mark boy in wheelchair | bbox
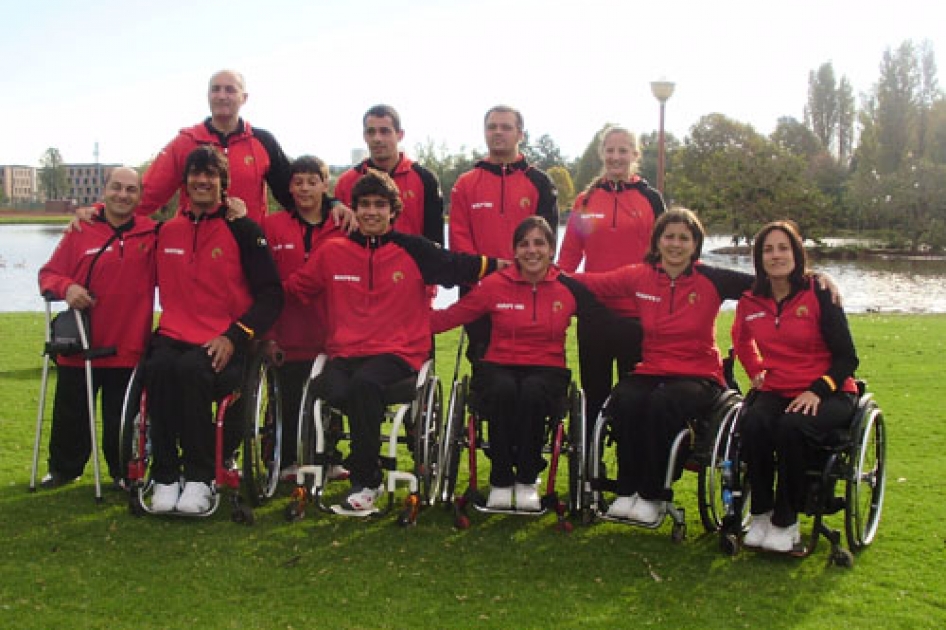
[283,169,498,513]
[146,146,283,514]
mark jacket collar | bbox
[474,155,530,176]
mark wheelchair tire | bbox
[699,397,748,533]
[242,351,282,507]
[845,399,886,552]
[566,384,586,518]
[439,375,467,505]
[118,366,150,488]
[413,374,443,506]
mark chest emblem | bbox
[688,291,699,305]
[402,190,416,200]
[519,197,532,209]
[795,305,809,318]
[244,155,255,166]
[553,300,563,312]
[392,271,404,283]
[211,247,223,260]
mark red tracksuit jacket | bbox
[732,279,859,398]
[577,262,753,386]
[449,156,557,259]
[39,210,157,368]
[262,204,344,361]
[284,230,494,371]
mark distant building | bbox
[0,165,39,204]
[65,163,120,205]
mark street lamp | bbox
[650,80,675,195]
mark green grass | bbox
[0,214,71,225]
[1,312,944,629]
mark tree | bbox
[772,117,822,160]
[837,77,856,165]
[546,165,575,213]
[639,130,681,193]
[39,147,68,200]
[414,139,482,213]
[520,132,565,171]
[806,63,839,153]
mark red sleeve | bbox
[283,248,326,305]
[557,197,585,272]
[448,176,475,255]
[333,170,356,207]
[573,264,642,300]
[138,133,190,216]
[732,298,764,379]
[431,282,492,334]
[38,232,81,299]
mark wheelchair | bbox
[438,359,586,532]
[717,380,887,567]
[118,340,283,524]
[30,295,116,502]
[582,383,745,542]
[284,354,442,526]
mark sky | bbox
[2,0,943,169]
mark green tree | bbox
[520,132,565,171]
[772,117,822,160]
[39,147,68,200]
[546,165,575,213]
[806,63,839,152]
[837,77,856,165]
[639,130,681,193]
[414,139,483,213]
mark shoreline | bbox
[712,245,946,262]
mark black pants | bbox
[145,335,245,484]
[49,365,133,480]
[577,314,642,435]
[610,374,722,500]
[476,362,571,487]
[313,355,414,489]
[741,390,856,527]
[276,360,312,466]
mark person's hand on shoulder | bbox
[225,196,247,221]
[67,206,96,233]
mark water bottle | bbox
[721,460,733,510]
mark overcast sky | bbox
[2,0,942,168]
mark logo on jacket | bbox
[519,197,532,209]
[496,303,525,310]
[795,305,809,318]
[688,291,699,305]
[553,301,563,312]
[635,291,660,303]
[745,311,766,322]
[392,271,404,283]
[471,202,493,210]
[138,242,150,253]
[403,190,416,200]
[163,248,185,256]
[211,247,223,259]
[244,155,254,166]
[333,274,361,282]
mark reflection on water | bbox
[2,224,945,314]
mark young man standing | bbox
[146,146,283,514]
[38,167,157,489]
[333,104,444,245]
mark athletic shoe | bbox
[342,485,382,511]
[515,482,541,511]
[327,464,350,481]
[486,486,513,510]
[762,522,801,553]
[606,494,638,519]
[151,482,180,513]
[40,471,79,489]
[743,511,773,547]
[176,481,213,514]
[627,497,664,525]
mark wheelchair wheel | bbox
[699,397,747,533]
[845,399,886,552]
[566,384,586,518]
[242,351,283,506]
[413,374,443,506]
[439,375,467,505]
[119,366,150,487]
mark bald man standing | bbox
[136,69,293,224]
[39,167,158,490]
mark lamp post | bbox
[650,80,675,195]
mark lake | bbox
[3,223,946,314]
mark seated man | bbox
[284,169,498,512]
[146,145,283,514]
[38,167,156,490]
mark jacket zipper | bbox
[500,164,507,216]
[531,283,538,322]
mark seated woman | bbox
[733,221,859,553]
[431,216,606,511]
[574,208,754,525]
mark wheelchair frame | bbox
[284,354,442,526]
[118,341,283,524]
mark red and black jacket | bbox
[138,118,292,224]
[262,202,344,361]
[733,279,859,398]
[449,155,558,259]
[284,230,495,371]
[432,265,607,369]
[39,209,157,368]
[155,205,283,349]
[334,153,444,245]
[576,262,753,386]
[558,176,665,317]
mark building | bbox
[65,163,120,206]
[0,165,39,205]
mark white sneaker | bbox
[486,485,513,509]
[151,482,180,513]
[743,511,773,547]
[606,494,638,519]
[342,485,382,511]
[627,497,664,524]
[176,481,213,514]
[514,482,541,512]
[762,522,801,553]
[327,464,350,481]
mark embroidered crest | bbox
[519,197,532,209]
[211,247,223,259]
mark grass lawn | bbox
[0,312,943,629]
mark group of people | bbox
[38,69,861,553]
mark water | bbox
[3,224,946,314]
